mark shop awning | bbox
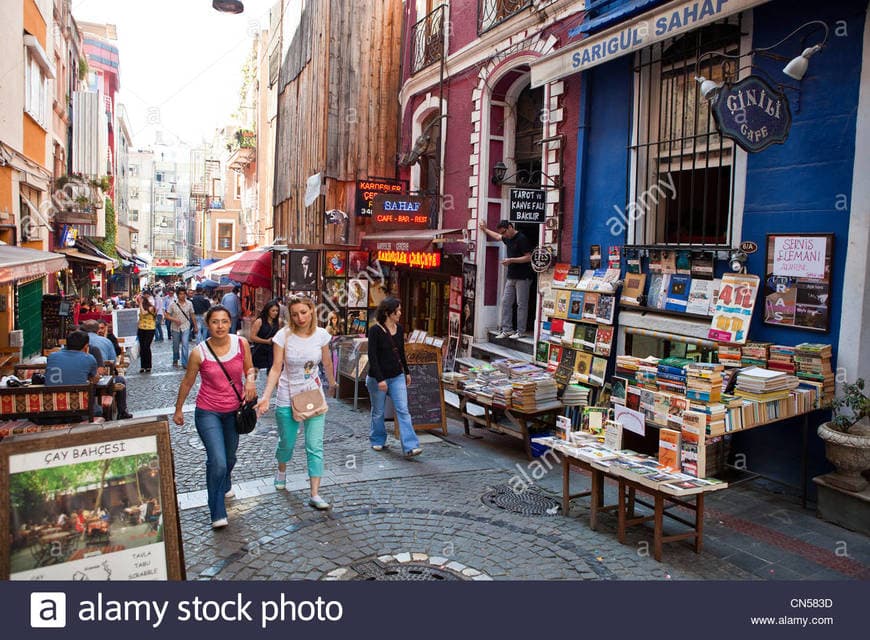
[56,247,116,269]
[229,249,271,289]
[151,266,185,276]
[529,0,772,87]
[360,228,463,252]
[0,245,68,284]
[75,239,121,269]
[203,252,246,279]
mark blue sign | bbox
[712,75,792,153]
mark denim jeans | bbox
[171,325,191,366]
[275,406,324,477]
[194,408,238,522]
[195,315,208,342]
[154,315,164,341]
[366,374,419,453]
[500,278,532,334]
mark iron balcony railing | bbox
[478,0,532,34]
[411,4,446,73]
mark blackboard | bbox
[113,308,140,340]
[403,344,447,434]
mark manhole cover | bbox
[350,560,463,581]
[481,484,561,516]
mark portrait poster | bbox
[764,234,833,332]
[462,262,476,335]
[368,280,388,308]
[323,278,347,308]
[289,251,319,290]
[347,279,369,308]
[0,419,184,580]
[449,276,463,311]
[348,251,369,278]
[443,336,459,373]
[346,309,368,335]
[448,310,461,338]
[324,251,347,277]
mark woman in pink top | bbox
[173,305,256,529]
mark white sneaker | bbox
[494,331,511,339]
[509,332,524,339]
[224,490,235,499]
[211,518,228,529]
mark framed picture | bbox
[346,309,368,334]
[448,310,461,338]
[289,251,319,290]
[368,280,388,308]
[324,251,347,277]
[764,233,833,333]
[348,251,369,278]
[0,419,184,580]
[323,278,347,307]
[347,279,369,308]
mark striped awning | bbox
[0,245,68,284]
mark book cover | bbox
[686,279,714,315]
[590,356,608,385]
[603,420,623,450]
[595,294,615,324]
[554,347,577,396]
[561,322,576,344]
[567,290,585,321]
[582,292,599,320]
[626,385,642,411]
[660,250,677,274]
[590,244,602,269]
[708,274,761,344]
[691,251,714,279]
[553,263,570,282]
[611,376,628,404]
[594,325,614,357]
[535,340,550,364]
[547,344,562,372]
[646,274,668,309]
[709,278,722,315]
[621,273,646,306]
[574,351,593,378]
[658,428,682,471]
[608,246,622,269]
[541,293,556,317]
[625,247,641,274]
[665,274,692,311]
[554,289,570,319]
[648,249,662,273]
[680,411,707,478]
[676,250,692,275]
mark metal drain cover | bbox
[350,560,463,581]
[481,484,561,516]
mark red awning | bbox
[228,250,271,289]
[360,228,463,252]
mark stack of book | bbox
[795,343,835,401]
[734,367,800,402]
[741,342,772,367]
[656,357,692,395]
[561,383,591,406]
[615,355,641,383]
[636,356,661,389]
[511,375,558,411]
[717,343,743,367]
[768,345,797,374]
[685,362,723,403]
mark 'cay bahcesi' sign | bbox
[713,75,792,153]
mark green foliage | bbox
[830,379,870,432]
[78,56,89,81]
[95,197,119,259]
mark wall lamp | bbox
[491,162,561,190]
[729,249,748,273]
[212,1,244,14]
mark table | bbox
[457,391,563,459]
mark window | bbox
[217,223,233,251]
[479,0,532,34]
[24,38,52,128]
[234,172,242,200]
[418,113,442,197]
[130,209,139,222]
[629,19,746,247]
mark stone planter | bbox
[817,422,870,492]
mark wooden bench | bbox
[0,383,96,424]
[12,364,118,419]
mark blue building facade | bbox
[533,0,869,495]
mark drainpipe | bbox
[572,70,591,266]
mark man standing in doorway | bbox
[221,285,242,334]
[478,220,533,339]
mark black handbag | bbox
[204,339,257,434]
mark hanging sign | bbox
[355,179,406,217]
[371,194,431,229]
[712,75,792,153]
[509,188,546,224]
[531,245,554,273]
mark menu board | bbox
[113,308,140,340]
[403,344,446,434]
[763,233,833,332]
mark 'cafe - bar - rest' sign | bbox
[713,75,792,153]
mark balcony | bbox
[51,176,105,225]
[478,0,532,33]
[411,4,446,73]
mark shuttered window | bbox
[17,278,44,358]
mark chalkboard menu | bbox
[113,308,140,340]
[404,344,447,434]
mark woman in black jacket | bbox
[365,297,421,457]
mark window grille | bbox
[628,18,745,248]
[478,0,532,34]
[411,4,446,73]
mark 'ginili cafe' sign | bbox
[530,0,772,87]
[712,75,792,152]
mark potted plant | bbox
[817,379,870,492]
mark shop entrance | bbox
[403,271,450,336]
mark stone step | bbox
[470,339,534,364]
[484,330,534,355]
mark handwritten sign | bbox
[772,236,826,279]
[113,308,140,340]
[614,404,646,437]
[509,189,546,224]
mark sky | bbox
[70,0,278,149]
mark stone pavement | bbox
[125,338,870,581]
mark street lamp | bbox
[212,1,244,13]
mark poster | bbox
[764,234,832,332]
[449,276,463,311]
[707,273,760,344]
[462,262,477,336]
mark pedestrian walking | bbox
[172,305,257,529]
[221,286,242,334]
[137,289,157,373]
[191,285,212,342]
[478,220,533,338]
[365,296,422,457]
[166,286,197,368]
[256,295,336,510]
[249,299,282,372]
[153,287,166,342]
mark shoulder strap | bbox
[174,301,193,325]
[204,338,243,404]
[378,323,403,366]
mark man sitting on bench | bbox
[81,320,132,419]
[45,330,101,420]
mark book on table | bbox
[658,428,682,472]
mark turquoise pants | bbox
[275,406,325,477]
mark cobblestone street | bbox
[126,339,870,581]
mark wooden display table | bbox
[458,391,562,459]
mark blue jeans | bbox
[275,406,325,477]
[194,408,238,522]
[172,325,191,366]
[230,316,239,334]
[366,374,419,453]
[196,315,208,342]
[154,314,164,341]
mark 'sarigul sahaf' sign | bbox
[712,75,792,153]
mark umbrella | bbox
[198,278,220,289]
[228,250,271,289]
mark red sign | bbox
[154,258,184,267]
[376,249,441,270]
[355,179,405,217]
[371,195,431,230]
